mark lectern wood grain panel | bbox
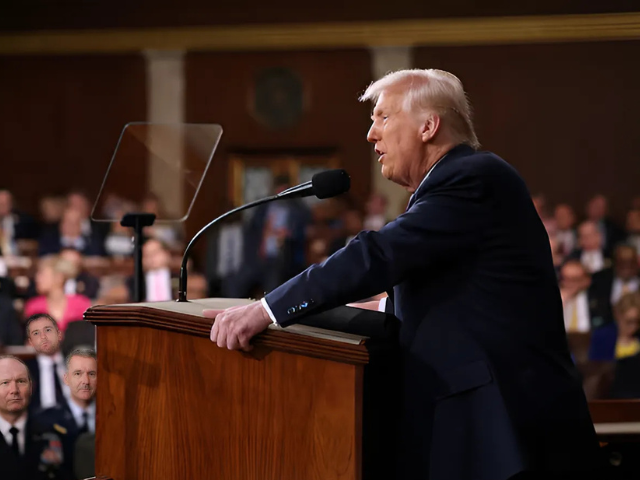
[85,301,399,480]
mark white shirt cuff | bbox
[261,297,280,326]
[378,297,387,312]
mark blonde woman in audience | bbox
[589,292,640,361]
[24,256,92,332]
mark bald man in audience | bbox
[567,221,610,274]
[24,314,70,413]
[589,245,640,328]
[560,261,595,333]
[35,348,97,480]
[0,355,65,480]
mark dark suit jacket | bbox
[3,210,40,240]
[588,268,639,329]
[0,293,25,346]
[243,199,311,276]
[25,357,70,415]
[0,416,64,480]
[33,405,85,480]
[38,229,106,257]
[265,145,601,480]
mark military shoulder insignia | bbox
[53,424,67,435]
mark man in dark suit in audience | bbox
[0,189,40,255]
[206,69,602,480]
[567,220,611,274]
[0,355,66,480]
[0,293,24,346]
[59,248,100,300]
[38,208,105,257]
[585,194,626,255]
[24,314,70,414]
[589,244,640,328]
[35,348,96,480]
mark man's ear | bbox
[420,113,441,143]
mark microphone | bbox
[177,169,350,302]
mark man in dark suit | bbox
[34,348,96,480]
[205,69,601,480]
[585,194,626,255]
[589,244,640,328]
[0,355,67,480]
[0,189,40,255]
[24,314,70,414]
[38,208,106,257]
[226,175,311,298]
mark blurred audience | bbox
[39,208,106,257]
[589,292,640,361]
[585,194,626,254]
[24,256,92,332]
[627,209,640,254]
[560,260,593,333]
[553,204,577,256]
[141,193,183,250]
[127,238,173,302]
[363,193,389,231]
[0,189,39,255]
[567,220,610,274]
[589,245,639,328]
[59,248,100,300]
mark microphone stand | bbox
[177,196,276,302]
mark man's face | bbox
[554,204,576,230]
[28,318,62,355]
[0,358,31,416]
[617,307,640,338]
[614,248,639,281]
[0,190,12,217]
[367,91,425,189]
[60,209,83,238]
[64,356,97,404]
[143,240,169,271]
[586,196,607,221]
[67,193,90,218]
[560,263,590,292]
[578,223,602,251]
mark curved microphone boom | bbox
[177,169,350,302]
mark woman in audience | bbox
[23,255,92,332]
[589,292,640,361]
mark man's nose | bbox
[367,123,379,143]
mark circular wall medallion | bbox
[252,67,305,130]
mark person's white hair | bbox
[359,69,480,149]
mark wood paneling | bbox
[415,41,640,220]
[184,49,372,257]
[0,54,146,215]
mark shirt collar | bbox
[37,352,64,368]
[68,398,95,418]
[0,412,27,436]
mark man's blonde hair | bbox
[359,69,480,149]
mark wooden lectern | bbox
[84,298,401,480]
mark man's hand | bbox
[203,302,273,351]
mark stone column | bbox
[368,46,413,219]
[143,50,185,218]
